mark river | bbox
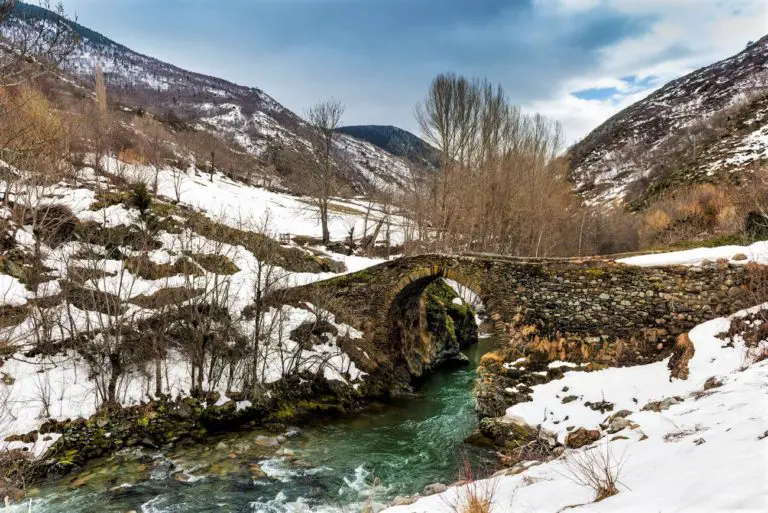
[15,336,498,513]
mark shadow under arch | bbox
[382,263,490,383]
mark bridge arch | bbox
[382,261,496,380]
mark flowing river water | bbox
[15,336,498,513]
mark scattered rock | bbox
[642,396,682,412]
[561,395,578,404]
[584,400,614,413]
[607,417,631,434]
[731,253,748,261]
[565,428,601,448]
[703,377,722,390]
[423,482,448,496]
[610,435,629,441]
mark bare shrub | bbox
[560,445,626,502]
[443,457,498,513]
[639,183,742,247]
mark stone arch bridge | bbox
[283,254,753,395]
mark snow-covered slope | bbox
[570,36,768,207]
[384,304,768,513]
[4,3,418,195]
[0,155,402,454]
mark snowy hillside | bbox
[570,36,768,207]
[3,3,418,195]
[384,303,768,513]
[0,154,405,457]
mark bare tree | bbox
[306,98,344,245]
[91,64,110,175]
[241,213,290,397]
[412,72,577,257]
[0,0,79,88]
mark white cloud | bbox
[529,0,767,144]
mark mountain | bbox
[570,36,768,208]
[337,125,441,170]
[5,2,416,195]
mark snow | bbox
[0,274,29,306]
[383,305,768,513]
[100,157,408,245]
[0,154,393,448]
[618,241,768,267]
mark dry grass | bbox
[117,147,147,165]
[559,444,626,502]
[443,457,498,513]
[640,183,742,247]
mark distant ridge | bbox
[338,125,441,170]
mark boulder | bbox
[423,483,448,496]
[479,415,543,448]
[565,428,601,448]
[703,377,722,390]
[607,417,631,434]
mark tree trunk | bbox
[107,353,122,408]
[321,204,330,244]
[154,356,162,397]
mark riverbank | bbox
[1,279,483,504]
[7,336,500,513]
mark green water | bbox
[16,337,497,513]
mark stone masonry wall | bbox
[282,254,756,392]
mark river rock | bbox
[391,495,419,506]
[479,414,541,448]
[253,435,280,447]
[423,482,448,495]
[284,427,302,438]
[249,463,266,479]
[276,447,296,459]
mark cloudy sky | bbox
[61,0,766,145]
